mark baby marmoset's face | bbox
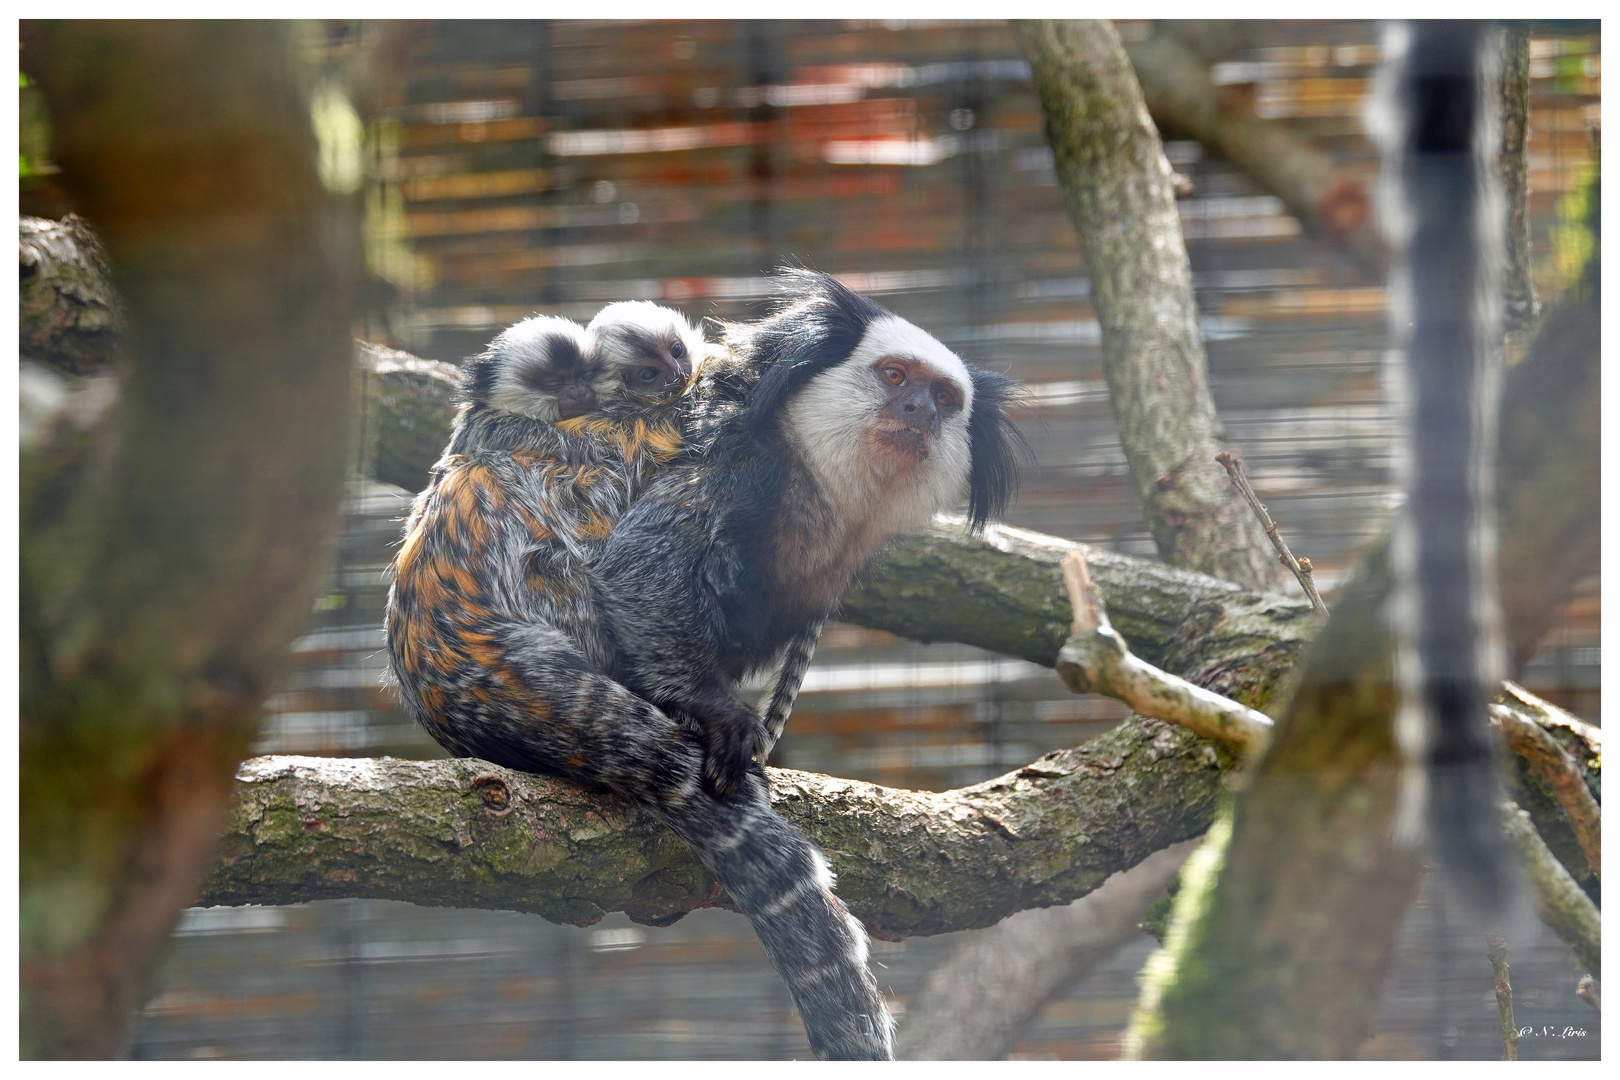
[471,302,707,426]
[588,300,705,409]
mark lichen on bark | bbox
[199,713,1230,939]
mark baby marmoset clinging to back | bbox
[385,302,705,756]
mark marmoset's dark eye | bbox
[638,366,662,383]
[670,340,686,360]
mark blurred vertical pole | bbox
[20,21,360,1057]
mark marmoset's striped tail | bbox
[655,765,894,1059]
[756,619,825,761]
[1378,20,1512,913]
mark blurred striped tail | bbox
[1382,20,1512,914]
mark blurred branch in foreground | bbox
[20,21,360,1058]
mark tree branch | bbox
[1495,290,1601,673]
[192,522,1597,945]
[197,723,1226,939]
[897,839,1199,1059]
[1499,25,1539,338]
[845,519,1318,701]
[1123,26,1384,273]
[1216,451,1328,615]
[194,521,1325,932]
[1501,803,1601,974]
[1127,536,1421,1060]
[18,214,122,376]
[1015,18,1286,594]
[1494,684,1601,898]
[1493,696,1600,882]
[355,341,461,494]
[1485,930,1519,1061]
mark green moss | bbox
[1127,808,1232,1055]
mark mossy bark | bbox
[846,520,1317,707]
[19,214,123,376]
[20,22,359,1059]
[194,526,1320,932]
[188,523,1594,946]
[199,717,1228,939]
[1129,537,1421,1059]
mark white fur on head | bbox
[484,315,597,422]
[847,314,974,412]
[588,300,699,339]
[782,314,975,541]
[587,301,707,385]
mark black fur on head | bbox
[965,367,1031,530]
[460,315,599,415]
[729,268,888,437]
[725,267,1029,532]
[459,348,505,408]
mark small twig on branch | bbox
[1056,549,1274,757]
[1575,974,1599,1014]
[1500,802,1601,974]
[1491,698,1601,881]
[1486,931,1519,1060]
[1216,451,1328,615]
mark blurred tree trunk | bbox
[1495,284,1600,674]
[19,21,360,1059]
[1127,53,1602,1064]
[1128,532,1420,1059]
[1015,18,1285,595]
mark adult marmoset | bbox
[590,269,1029,1058]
